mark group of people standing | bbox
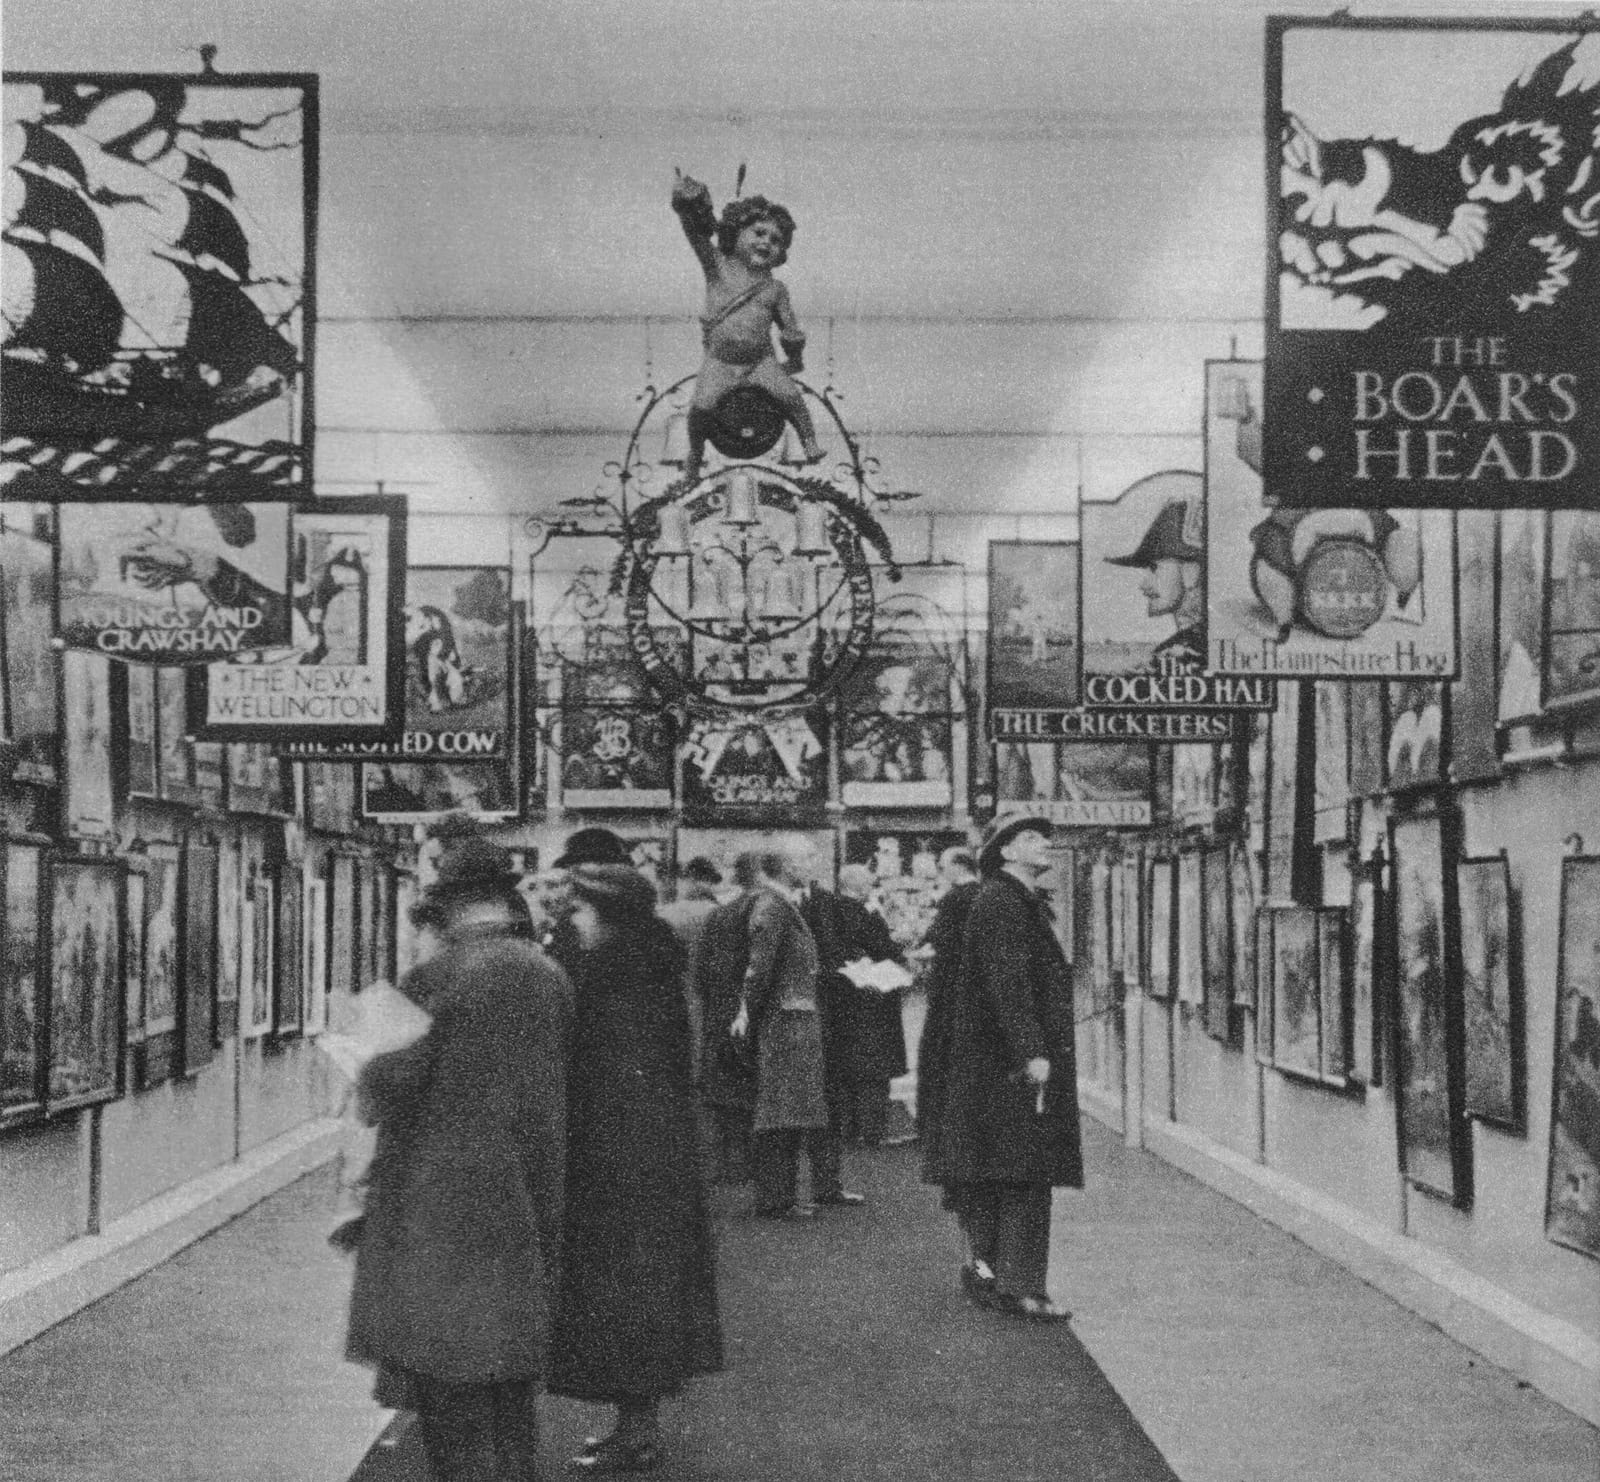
[344,831,721,1480]
[690,847,911,1220]
[341,809,1082,1481]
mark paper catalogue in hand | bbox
[317,979,433,1084]
[319,980,432,1253]
[838,957,914,994]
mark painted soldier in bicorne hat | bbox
[1104,494,1205,667]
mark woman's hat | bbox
[566,863,658,918]
[978,814,1053,875]
[681,856,723,886]
[553,827,631,869]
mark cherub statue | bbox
[671,169,824,481]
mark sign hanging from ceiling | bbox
[1265,18,1600,509]
[1,70,318,497]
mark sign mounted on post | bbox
[1079,470,1273,741]
[1206,361,1458,680]
[1266,18,1600,509]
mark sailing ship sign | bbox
[1,71,317,496]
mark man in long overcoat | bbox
[917,846,981,1192]
[345,840,573,1479]
[936,816,1080,1321]
[734,851,842,1218]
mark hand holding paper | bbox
[838,957,914,994]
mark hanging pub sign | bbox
[994,740,1153,829]
[54,499,292,661]
[680,709,828,824]
[276,564,514,761]
[986,541,1081,739]
[1,71,318,497]
[1079,470,1272,742]
[1206,361,1458,680]
[1265,19,1599,510]
[190,495,406,742]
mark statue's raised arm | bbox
[671,169,721,282]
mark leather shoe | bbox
[816,1190,866,1206]
[754,1203,818,1221]
[570,1435,664,1472]
[990,1293,1071,1323]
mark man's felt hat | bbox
[566,863,658,918]
[978,814,1054,875]
[553,827,631,869]
[1105,497,1204,569]
[424,838,520,913]
[681,856,723,886]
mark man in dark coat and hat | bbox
[936,815,1081,1322]
[345,839,573,1480]
[1104,494,1205,667]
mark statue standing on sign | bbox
[671,170,825,481]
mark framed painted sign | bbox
[0,71,318,496]
[1544,509,1600,715]
[1548,855,1600,1260]
[0,511,60,785]
[1497,508,1546,726]
[1203,846,1234,1041]
[1175,851,1203,1009]
[1206,360,1458,679]
[1,840,45,1123]
[137,841,181,1088]
[1390,811,1468,1205]
[1457,854,1522,1132]
[1146,856,1175,1003]
[1311,682,1349,843]
[680,711,828,825]
[45,854,124,1113]
[986,541,1081,739]
[1229,843,1259,1011]
[214,837,242,1042]
[61,652,116,841]
[193,496,407,744]
[180,838,219,1076]
[1386,681,1448,794]
[302,874,329,1036]
[1268,905,1322,1080]
[1452,512,1501,782]
[273,869,305,1037]
[53,500,293,661]
[123,867,147,1053]
[558,708,673,810]
[124,665,160,799]
[994,741,1153,829]
[1265,19,1599,511]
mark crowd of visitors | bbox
[340,811,1080,1478]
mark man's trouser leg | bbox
[961,1182,1052,1298]
[412,1374,540,1482]
[753,1128,802,1212]
[805,1123,844,1201]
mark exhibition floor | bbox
[1,1124,1595,1482]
